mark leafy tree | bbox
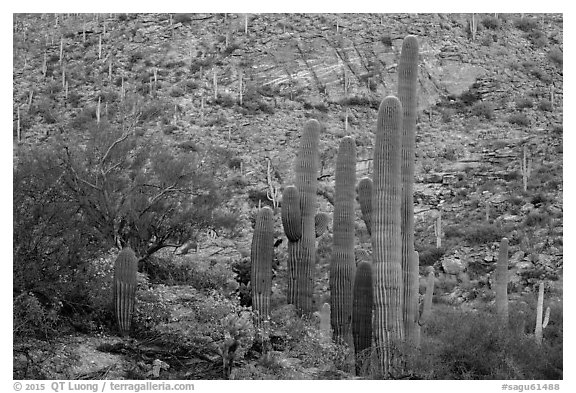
[13,118,239,332]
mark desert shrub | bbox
[215,92,236,108]
[138,99,173,122]
[515,97,533,109]
[507,113,530,126]
[14,293,60,339]
[173,13,193,24]
[514,16,539,32]
[458,88,482,107]
[444,222,504,245]
[247,188,274,208]
[471,101,494,119]
[143,254,235,294]
[169,86,185,97]
[480,35,494,47]
[526,29,548,47]
[523,211,551,227]
[538,99,553,112]
[129,51,145,64]
[338,95,378,108]
[415,306,562,379]
[548,47,563,67]
[440,108,454,123]
[481,16,501,29]
[417,247,446,266]
[227,156,243,170]
[530,68,552,83]
[162,124,178,135]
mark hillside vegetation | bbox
[13,13,562,380]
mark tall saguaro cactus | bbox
[495,237,509,325]
[251,207,274,328]
[352,261,373,376]
[372,96,404,376]
[330,136,357,344]
[398,35,420,346]
[282,119,321,315]
[113,247,138,336]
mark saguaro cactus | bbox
[398,34,420,346]
[330,136,357,344]
[113,247,138,336]
[495,237,509,325]
[251,206,274,328]
[372,96,404,376]
[319,302,332,342]
[352,261,373,376]
[535,282,550,345]
[357,177,373,235]
[415,261,435,348]
[282,119,321,315]
[314,212,330,238]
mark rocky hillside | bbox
[13,13,563,379]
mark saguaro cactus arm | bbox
[281,185,301,242]
[357,177,373,235]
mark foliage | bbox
[548,47,563,67]
[481,16,501,29]
[514,17,539,32]
[507,113,530,126]
[515,97,533,109]
[417,246,446,266]
[13,120,239,337]
[14,293,60,340]
[410,305,563,379]
[444,222,505,245]
[538,99,553,112]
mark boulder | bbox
[442,257,467,275]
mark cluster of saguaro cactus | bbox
[330,136,357,344]
[281,119,321,315]
[113,247,138,336]
[251,206,274,328]
[354,35,421,376]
